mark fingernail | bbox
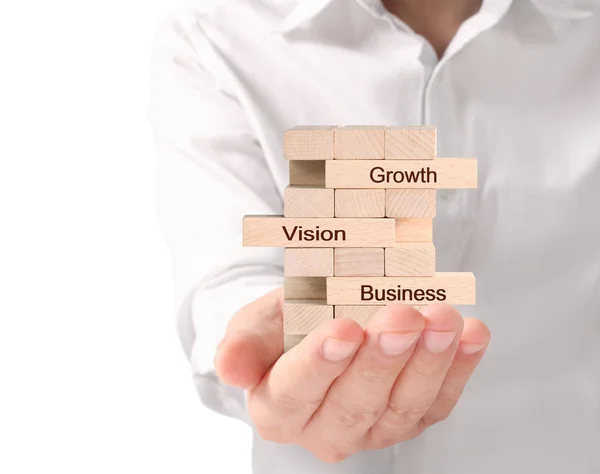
[322,338,358,362]
[378,332,420,356]
[460,343,487,355]
[422,330,456,354]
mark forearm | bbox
[150,7,284,420]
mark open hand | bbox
[215,288,490,463]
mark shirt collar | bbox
[273,0,336,34]
[272,0,596,35]
[273,0,515,34]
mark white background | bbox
[0,1,251,472]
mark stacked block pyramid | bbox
[243,126,477,351]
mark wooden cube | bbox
[283,300,333,334]
[284,186,334,217]
[334,306,384,327]
[334,189,385,217]
[334,305,424,328]
[385,243,436,276]
[285,248,334,277]
[284,276,326,300]
[284,126,336,160]
[394,218,433,242]
[386,189,436,218]
[385,126,436,159]
[334,126,385,160]
[289,160,325,186]
[334,248,384,276]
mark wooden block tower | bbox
[243,125,478,352]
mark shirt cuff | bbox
[178,274,283,422]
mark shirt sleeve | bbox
[148,7,284,424]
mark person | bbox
[148,0,600,472]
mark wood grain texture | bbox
[334,126,385,160]
[326,273,476,305]
[283,300,333,334]
[334,189,385,217]
[284,186,334,217]
[385,243,436,276]
[285,248,334,277]
[334,248,384,276]
[243,216,396,247]
[386,189,436,218]
[394,218,433,242]
[385,126,436,160]
[284,276,326,300]
[284,334,305,352]
[284,126,336,160]
[289,160,326,186]
[325,159,477,189]
[334,305,383,327]
[334,305,423,327]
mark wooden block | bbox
[284,186,334,217]
[285,248,333,277]
[243,217,396,247]
[334,305,424,328]
[386,189,436,218]
[325,159,477,189]
[385,126,436,159]
[334,126,385,160]
[334,306,383,327]
[334,189,385,217]
[284,126,336,160]
[283,300,333,334]
[394,218,433,242]
[385,243,436,276]
[284,276,326,300]
[326,273,476,305]
[334,248,384,276]
[284,334,305,352]
[289,160,325,186]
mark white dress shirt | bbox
[149,0,600,472]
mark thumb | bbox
[214,287,284,389]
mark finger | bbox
[421,317,491,426]
[368,303,464,446]
[248,317,364,441]
[214,287,284,389]
[303,304,424,451]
